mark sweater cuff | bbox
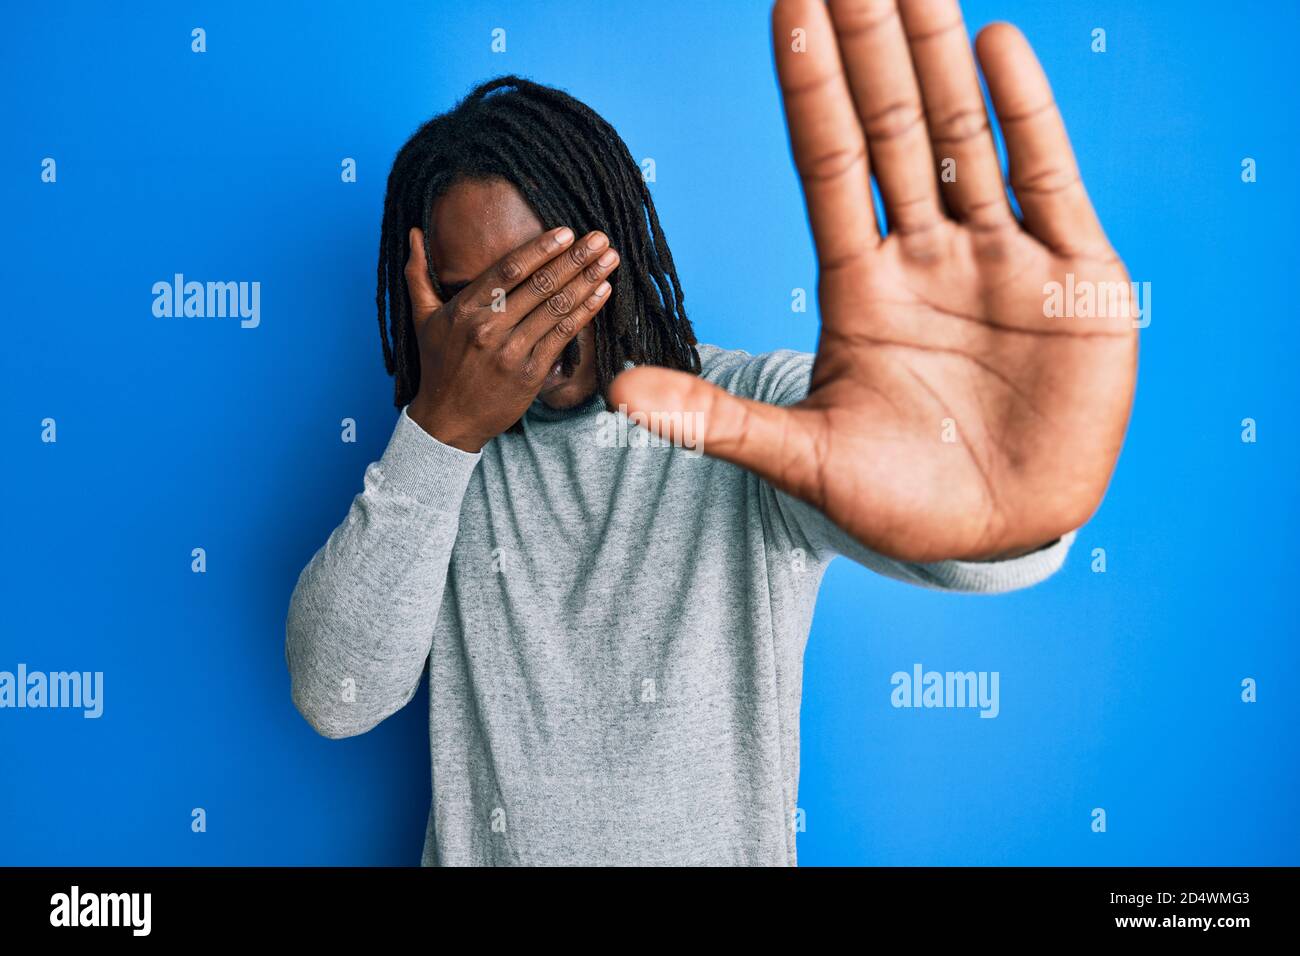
[375,406,482,511]
[914,529,1077,594]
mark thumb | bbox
[405,227,443,331]
[607,366,813,485]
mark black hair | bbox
[375,74,700,416]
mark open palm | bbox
[610,0,1138,563]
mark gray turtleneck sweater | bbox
[285,343,1073,865]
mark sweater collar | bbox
[524,389,607,423]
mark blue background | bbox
[2,0,1296,865]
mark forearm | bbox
[285,408,481,738]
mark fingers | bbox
[772,0,880,267]
[781,0,1102,256]
[405,227,443,332]
[897,0,1014,227]
[826,0,944,236]
[502,229,612,320]
[976,22,1111,257]
[528,281,612,374]
[518,246,621,369]
[454,225,578,318]
[607,367,815,488]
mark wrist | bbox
[407,400,488,453]
[967,538,1060,562]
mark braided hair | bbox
[375,75,700,417]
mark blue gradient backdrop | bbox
[2,0,1296,864]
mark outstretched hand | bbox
[609,0,1137,562]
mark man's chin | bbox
[537,381,596,410]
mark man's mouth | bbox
[542,339,581,389]
[542,358,573,390]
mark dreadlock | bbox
[375,75,700,421]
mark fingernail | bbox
[598,249,618,268]
[588,232,610,251]
[554,227,574,245]
[594,281,611,298]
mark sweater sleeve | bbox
[730,347,1074,594]
[285,407,481,738]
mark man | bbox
[286,0,1136,865]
